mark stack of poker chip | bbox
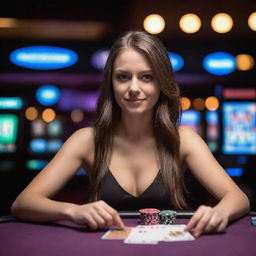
[139,208,160,225]
[159,210,177,224]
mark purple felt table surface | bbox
[0,216,255,256]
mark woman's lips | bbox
[125,99,145,103]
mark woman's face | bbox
[112,48,160,116]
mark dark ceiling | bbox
[0,0,255,88]
[0,0,256,41]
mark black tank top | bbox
[100,169,172,211]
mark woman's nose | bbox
[129,77,140,91]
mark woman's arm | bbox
[179,126,250,236]
[11,127,125,230]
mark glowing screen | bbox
[0,114,18,153]
[0,114,18,144]
[222,102,256,154]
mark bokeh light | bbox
[236,54,254,71]
[203,52,236,75]
[10,46,78,70]
[143,14,165,34]
[25,107,38,121]
[248,12,256,31]
[47,120,62,136]
[36,85,61,106]
[30,138,47,153]
[193,98,205,111]
[179,14,201,33]
[42,108,56,123]
[205,96,219,111]
[180,97,191,110]
[168,52,184,72]
[71,109,84,123]
[31,119,46,137]
[211,13,233,33]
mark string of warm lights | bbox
[1,12,256,32]
[143,12,256,34]
[181,96,219,111]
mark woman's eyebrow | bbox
[114,69,129,73]
[114,69,152,73]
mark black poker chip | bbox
[159,210,177,224]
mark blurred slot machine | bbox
[31,88,99,203]
[26,87,98,177]
[220,88,256,178]
[27,118,64,171]
[0,97,25,171]
[0,97,26,214]
[26,85,64,173]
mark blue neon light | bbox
[10,46,78,70]
[168,52,184,72]
[206,110,218,125]
[225,168,243,177]
[203,52,236,75]
[181,110,201,125]
[0,97,23,110]
[36,85,61,106]
[30,139,47,153]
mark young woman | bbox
[11,30,250,237]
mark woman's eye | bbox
[116,74,129,81]
[142,74,153,82]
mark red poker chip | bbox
[139,208,160,225]
[139,208,160,214]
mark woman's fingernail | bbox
[196,232,200,237]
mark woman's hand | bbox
[184,205,229,237]
[68,200,126,230]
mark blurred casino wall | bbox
[0,0,255,214]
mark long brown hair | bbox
[88,30,188,210]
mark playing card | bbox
[101,228,132,240]
[102,225,194,244]
[124,225,194,244]
[124,225,159,244]
[160,225,195,242]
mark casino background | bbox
[0,0,255,215]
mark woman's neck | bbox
[116,112,154,142]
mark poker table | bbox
[0,212,255,256]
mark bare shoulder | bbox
[178,125,201,140]
[70,126,94,143]
[63,127,95,168]
[178,125,207,159]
